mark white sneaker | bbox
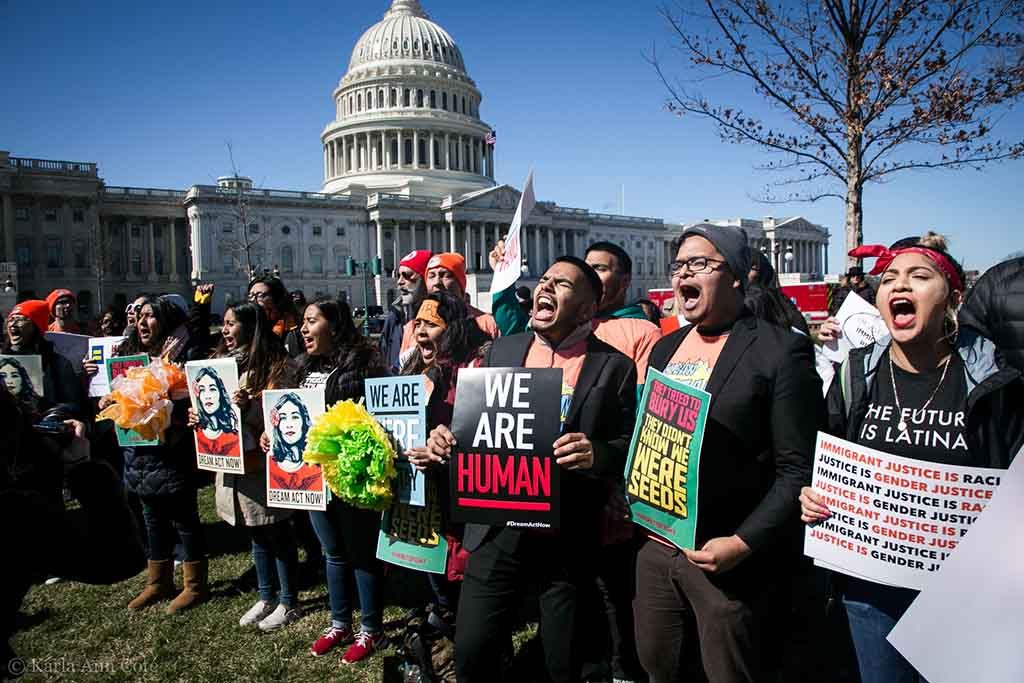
[258,603,303,632]
[239,600,277,627]
[43,577,63,586]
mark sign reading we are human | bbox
[804,432,1003,590]
[624,368,710,551]
[449,367,562,529]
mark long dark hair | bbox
[215,302,289,398]
[0,356,39,403]
[192,366,239,434]
[300,297,386,400]
[249,275,297,324]
[117,295,183,356]
[270,392,311,465]
[402,292,492,384]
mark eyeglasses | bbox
[670,257,725,276]
[249,292,272,302]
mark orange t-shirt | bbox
[524,332,587,428]
[662,330,728,391]
[592,317,661,386]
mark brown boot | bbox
[166,559,209,615]
[127,560,175,610]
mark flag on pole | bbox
[485,129,497,146]
[489,170,535,296]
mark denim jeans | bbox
[843,578,926,683]
[250,521,298,607]
[308,498,383,633]
[140,489,205,562]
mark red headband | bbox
[849,244,963,292]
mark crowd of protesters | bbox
[2,227,1021,683]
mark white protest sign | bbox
[365,376,427,507]
[822,291,889,363]
[489,170,535,296]
[887,449,1024,683]
[87,336,125,397]
[804,432,1002,590]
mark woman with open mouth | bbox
[801,232,1024,683]
[402,292,493,630]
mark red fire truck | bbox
[779,282,835,325]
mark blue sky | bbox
[3,0,1022,271]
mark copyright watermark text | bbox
[6,656,151,678]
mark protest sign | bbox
[185,359,244,473]
[107,355,159,447]
[367,376,447,572]
[822,290,890,363]
[488,170,535,296]
[263,388,327,510]
[45,331,90,375]
[804,432,1002,590]
[0,354,44,405]
[449,367,562,528]
[624,368,709,550]
[87,336,125,397]
[366,376,427,506]
[887,449,1024,683]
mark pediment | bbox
[448,184,521,211]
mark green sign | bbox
[376,475,449,574]
[107,354,160,447]
[624,368,710,550]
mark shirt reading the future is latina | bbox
[663,330,728,391]
[300,371,332,391]
[857,350,970,466]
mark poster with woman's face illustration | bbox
[185,359,244,473]
[263,388,327,510]
[0,355,43,406]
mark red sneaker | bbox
[340,631,389,665]
[309,625,353,657]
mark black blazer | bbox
[647,313,823,585]
[462,332,637,554]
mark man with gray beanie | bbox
[633,223,824,682]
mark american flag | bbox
[485,129,496,146]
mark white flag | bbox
[489,170,536,296]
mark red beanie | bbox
[46,288,75,314]
[399,250,433,278]
[426,253,467,292]
[10,300,50,334]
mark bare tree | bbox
[219,142,267,278]
[652,0,1024,267]
[89,202,111,312]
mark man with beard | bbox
[46,289,82,334]
[381,250,431,373]
[422,256,636,683]
[401,253,499,350]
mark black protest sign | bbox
[449,367,563,528]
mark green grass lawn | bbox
[11,486,484,682]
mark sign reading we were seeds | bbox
[624,368,710,550]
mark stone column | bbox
[448,218,456,252]
[413,130,420,168]
[426,221,433,252]
[374,220,385,305]
[410,220,417,251]
[1,193,13,263]
[465,222,473,272]
[396,130,404,168]
[393,221,400,273]
[323,145,329,179]
[429,132,436,169]
[478,222,486,270]
[169,218,178,279]
[547,227,555,266]
[147,221,157,281]
[531,226,540,275]
[444,133,451,170]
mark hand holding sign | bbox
[426,424,456,464]
[683,535,752,574]
[552,432,594,470]
[799,486,831,524]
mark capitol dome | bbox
[320,0,495,198]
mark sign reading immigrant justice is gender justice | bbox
[624,368,710,551]
[450,367,562,529]
[804,432,1002,590]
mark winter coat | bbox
[958,256,1024,374]
[215,364,298,527]
[121,396,194,498]
[827,327,1024,468]
[380,303,406,374]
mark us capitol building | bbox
[0,0,829,315]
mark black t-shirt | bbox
[857,350,972,465]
